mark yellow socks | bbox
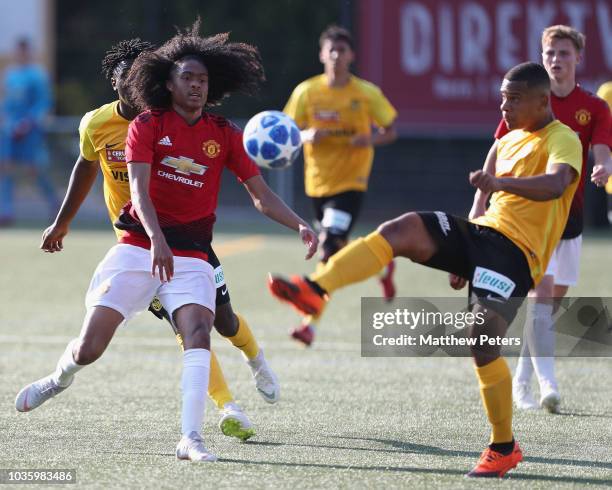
[207,350,233,409]
[225,313,260,361]
[310,231,394,294]
[475,357,513,444]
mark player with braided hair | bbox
[41,38,154,242]
[100,38,153,81]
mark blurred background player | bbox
[283,25,397,346]
[0,37,57,227]
[469,25,612,413]
[269,62,582,477]
[596,81,612,224]
[38,38,280,442]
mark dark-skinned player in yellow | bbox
[270,62,582,478]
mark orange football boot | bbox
[267,274,326,316]
[466,442,523,478]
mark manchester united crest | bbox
[202,139,221,158]
[575,109,591,126]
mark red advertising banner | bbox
[358,0,612,135]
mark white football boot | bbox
[176,432,217,462]
[218,402,255,441]
[15,374,73,412]
[246,350,280,404]
[512,381,539,410]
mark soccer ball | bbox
[243,110,302,169]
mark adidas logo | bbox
[158,136,172,146]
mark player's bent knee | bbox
[470,345,503,368]
[174,303,214,349]
[214,304,238,337]
[378,213,433,262]
[378,212,418,242]
[73,340,104,365]
[183,322,212,350]
[469,303,508,367]
[469,328,503,366]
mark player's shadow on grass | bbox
[244,435,612,482]
[341,436,612,471]
[97,446,612,485]
[219,458,612,485]
[250,435,612,471]
[554,409,612,419]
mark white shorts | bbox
[544,235,582,286]
[85,244,215,322]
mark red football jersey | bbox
[495,85,612,238]
[121,109,260,258]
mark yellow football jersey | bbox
[471,120,582,285]
[284,74,397,197]
[79,100,130,236]
[596,82,612,194]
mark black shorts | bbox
[418,212,533,323]
[311,191,364,239]
[208,246,231,307]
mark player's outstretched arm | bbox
[41,155,98,253]
[590,144,612,187]
[470,164,577,202]
[469,140,498,219]
[242,175,318,259]
[128,162,174,282]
